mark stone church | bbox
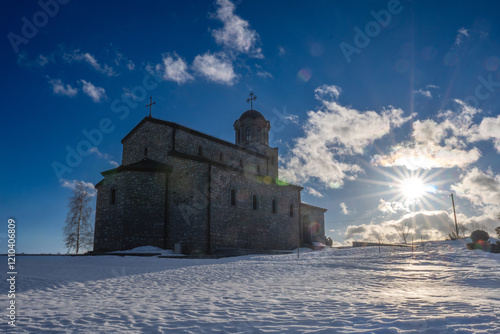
[94,101,327,254]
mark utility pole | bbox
[450,193,459,238]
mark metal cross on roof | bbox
[146,96,156,117]
[246,92,257,109]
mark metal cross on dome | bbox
[146,96,156,117]
[246,92,257,109]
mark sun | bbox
[400,177,426,200]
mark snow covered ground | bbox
[2,240,499,333]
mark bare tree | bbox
[467,222,486,233]
[447,222,467,240]
[394,220,411,244]
[64,181,94,254]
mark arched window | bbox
[219,152,223,161]
[198,146,203,156]
[252,194,258,210]
[230,189,236,206]
[272,199,277,214]
[144,147,148,157]
[239,159,243,167]
[110,188,116,205]
[289,203,294,217]
[257,128,261,141]
[246,127,251,141]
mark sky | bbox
[2,0,500,253]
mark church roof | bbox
[239,109,266,121]
[122,117,269,158]
[300,202,328,212]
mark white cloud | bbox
[413,89,432,98]
[278,46,286,57]
[455,27,469,46]
[373,100,482,170]
[378,199,409,213]
[469,114,500,152]
[64,49,116,76]
[126,61,135,71]
[270,106,299,127]
[192,52,238,85]
[48,78,77,97]
[282,114,299,125]
[340,202,350,215]
[211,0,263,58]
[89,147,119,167]
[452,168,500,207]
[306,187,324,198]
[17,52,53,67]
[60,179,96,197]
[280,85,413,187]
[36,54,50,66]
[372,142,481,170]
[80,80,106,103]
[113,52,135,71]
[314,84,341,101]
[255,64,273,79]
[345,208,500,244]
[155,53,193,84]
[345,211,455,243]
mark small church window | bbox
[257,128,261,141]
[144,147,148,157]
[240,159,243,168]
[198,146,203,156]
[289,203,294,217]
[230,189,236,206]
[252,194,258,210]
[219,152,223,161]
[246,127,251,141]
[272,199,277,214]
[110,189,116,205]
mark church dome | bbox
[239,109,266,121]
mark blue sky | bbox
[2,0,500,253]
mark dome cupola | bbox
[233,93,270,150]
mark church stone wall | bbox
[175,127,271,177]
[122,121,173,165]
[122,119,278,180]
[300,204,326,243]
[166,156,210,255]
[210,165,301,251]
[94,171,167,252]
[94,174,125,252]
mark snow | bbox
[110,245,186,257]
[2,240,499,333]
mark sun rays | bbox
[355,166,452,212]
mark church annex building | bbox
[94,103,327,255]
